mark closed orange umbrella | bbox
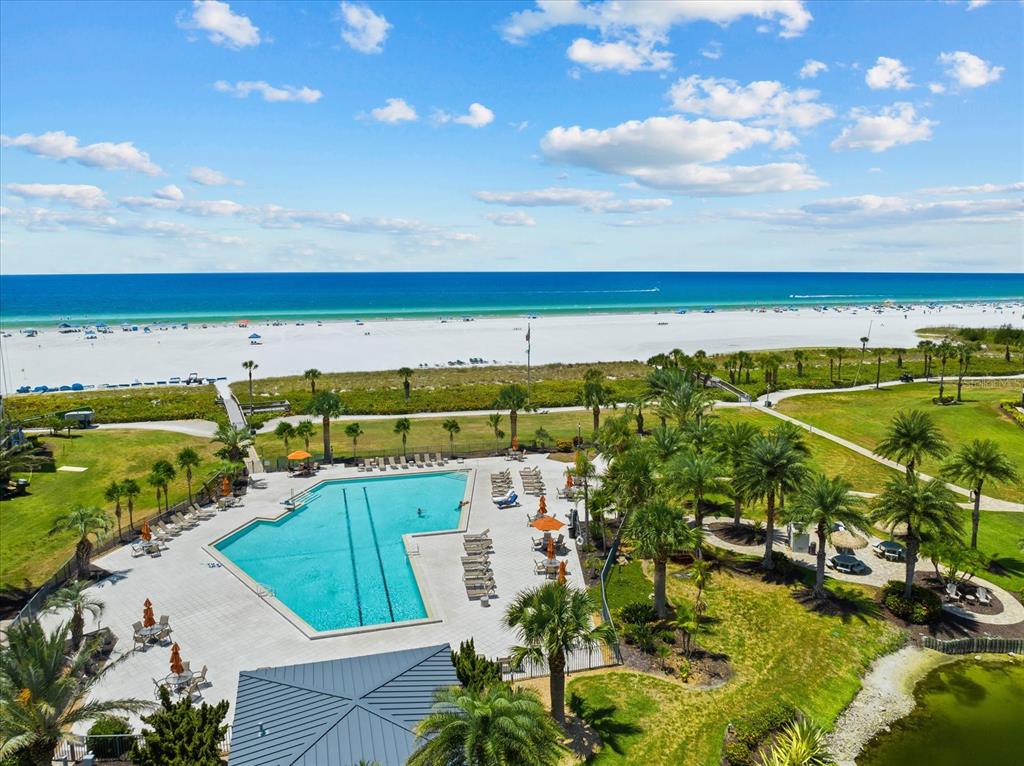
[530,515,565,532]
[140,522,151,541]
[511,436,519,451]
[557,560,567,584]
[566,474,574,488]
[143,599,155,628]
[546,537,555,560]
[221,476,231,496]
[169,643,184,675]
[538,496,547,515]
[287,450,312,461]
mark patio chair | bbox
[152,678,166,700]
[434,452,446,465]
[945,582,961,601]
[464,529,491,541]
[399,456,410,469]
[415,453,425,467]
[466,581,496,600]
[976,587,992,606]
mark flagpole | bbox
[526,322,532,404]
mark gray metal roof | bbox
[229,643,456,766]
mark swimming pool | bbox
[213,472,469,632]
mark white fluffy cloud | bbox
[799,59,827,79]
[700,41,722,60]
[928,82,946,94]
[567,38,673,72]
[0,130,162,175]
[4,183,110,210]
[369,98,418,124]
[2,205,243,244]
[339,2,391,54]
[188,166,244,186]
[966,1,990,10]
[153,184,185,201]
[476,187,672,213]
[865,56,913,90]
[938,51,1003,88]
[180,0,260,49]
[667,75,834,128]
[486,211,537,226]
[831,103,935,153]
[435,103,495,128]
[120,195,246,217]
[919,181,1024,195]
[213,80,322,103]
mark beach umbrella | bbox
[221,476,231,496]
[143,599,155,628]
[830,530,868,550]
[557,560,567,584]
[248,333,261,340]
[538,496,547,515]
[566,474,574,489]
[140,522,151,542]
[882,520,909,538]
[531,515,564,532]
[287,450,312,461]
[169,643,184,675]
[546,537,556,560]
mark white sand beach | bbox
[1,302,1020,392]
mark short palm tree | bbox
[274,421,296,453]
[442,418,460,457]
[394,417,412,458]
[942,439,1019,549]
[872,477,963,598]
[120,477,140,533]
[175,446,202,505]
[305,391,343,462]
[646,424,686,464]
[0,443,47,485]
[581,368,610,431]
[624,500,695,617]
[398,367,414,401]
[792,349,806,377]
[241,359,258,405]
[763,719,833,766]
[150,459,176,512]
[48,505,111,578]
[486,413,503,442]
[602,445,657,512]
[504,582,615,724]
[103,480,124,542]
[690,557,712,616]
[407,684,563,766]
[786,473,869,598]
[715,420,761,526]
[495,384,529,445]
[294,419,315,451]
[344,422,364,458]
[664,449,728,527]
[44,580,104,651]
[0,619,150,766]
[935,339,955,400]
[212,423,254,463]
[303,368,321,395]
[875,410,949,481]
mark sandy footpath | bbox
[1,302,1020,392]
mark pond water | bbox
[858,659,1024,766]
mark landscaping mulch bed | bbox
[619,627,733,687]
[707,521,766,547]
[912,572,1005,616]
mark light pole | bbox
[576,422,590,547]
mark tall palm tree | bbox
[792,349,806,377]
[274,421,295,453]
[0,620,150,766]
[504,582,616,724]
[241,359,258,405]
[646,424,686,465]
[763,719,833,766]
[664,449,728,527]
[602,445,657,512]
[954,342,975,401]
[398,367,414,401]
[935,339,955,400]
[442,418,460,457]
[212,423,254,463]
[120,478,140,533]
[407,684,563,766]
[785,473,869,598]
[942,440,1019,549]
[103,480,124,542]
[306,391,343,462]
[303,368,321,395]
[175,447,201,506]
[581,367,610,431]
[44,580,104,651]
[682,417,719,455]
[715,421,761,526]
[394,417,412,458]
[0,442,47,485]
[853,335,870,386]
[872,477,962,599]
[47,505,112,579]
[917,339,935,378]
[294,419,315,451]
[735,433,807,570]
[834,347,845,382]
[874,410,949,481]
[495,384,528,445]
[624,500,699,617]
[146,470,164,514]
[150,459,176,512]
[344,422,364,458]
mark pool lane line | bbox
[341,488,364,626]
[361,486,396,623]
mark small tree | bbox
[45,580,104,651]
[394,417,412,458]
[294,419,315,451]
[104,480,124,542]
[175,447,201,506]
[398,367,414,401]
[450,638,502,693]
[121,478,140,533]
[442,418,460,457]
[344,422,364,458]
[132,687,229,766]
[534,427,551,449]
[241,360,258,406]
[274,421,296,452]
[48,505,112,578]
[303,368,321,395]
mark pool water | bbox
[214,472,468,631]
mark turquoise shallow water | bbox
[214,472,467,631]
[858,659,1024,766]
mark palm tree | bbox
[495,384,529,445]
[715,421,761,526]
[581,367,610,431]
[241,359,258,405]
[306,391,343,462]
[274,421,295,453]
[303,368,321,395]
[294,419,315,451]
[735,433,807,570]
[44,580,104,651]
[935,339,955,400]
[853,335,870,386]
[942,440,1019,549]
[872,477,963,599]
[690,557,712,616]
[834,347,845,382]
[398,367,414,401]
[646,424,686,464]
[625,500,699,617]
[47,505,112,578]
[150,459,176,512]
[785,473,869,598]
[175,447,201,506]
[407,684,563,766]
[121,478,140,533]
[442,418,460,457]
[0,620,150,765]
[737,351,753,383]
[394,417,412,458]
[792,349,806,377]
[0,442,47,485]
[874,410,949,481]
[954,342,975,401]
[682,417,719,455]
[602,445,657,512]
[103,480,124,542]
[504,582,616,724]
[917,339,935,378]
[665,449,728,527]
[146,470,164,513]
[344,422,364,458]
[487,412,502,438]
[594,413,635,457]
[763,719,833,766]
[212,423,254,463]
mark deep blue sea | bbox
[0,272,1020,326]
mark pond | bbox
[858,658,1024,766]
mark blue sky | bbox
[1,0,1021,273]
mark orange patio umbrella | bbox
[546,536,556,560]
[557,560,567,584]
[287,449,312,461]
[221,475,231,496]
[538,496,547,515]
[169,643,184,675]
[565,474,574,488]
[143,598,155,628]
[140,521,151,541]
[531,515,564,532]
[511,436,519,451]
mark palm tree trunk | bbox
[732,494,742,527]
[549,649,567,724]
[653,559,667,618]
[970,483,982,549]
[77,539,91,578]
[322,416,332,462]
[592,406,600,431]
[128,499,134,532]
[29,739,58,766]
[762,490,775,570]
[904,536,918,599]
[510,409,518,443]
[938,361,947,399]
[814,523,827,598]
[248,371,254,405]
[70,607,85,651]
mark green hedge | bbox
[1000,401,1024,429]
[725,701,799,765]
[881,580,942,623]
[4,386,225,425]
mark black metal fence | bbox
[599,535,624,664]
[502,645,616,682]
[921,635,1024,654]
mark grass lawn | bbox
[776,381,1024,503]
[973,511,1024,597]
[570,561,904,765]
[2,430,220,590]
[4,385,225,425]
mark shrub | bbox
[87,716,133,758]
[625,622,658,653]
[450,638,503,692]
[132,687,229,766]
[723,740,754,766]
[1000,401,1024,429]
[618,601,658,626]
[881,580,942,623]
[733,701,798,749]
[554,439,574,453]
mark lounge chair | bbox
[388,456,399,470]
[434,452,446,465]
[466,581,496,599]
[495,492,519,509]
[492,489,515,504]
[357,459,367,472]
[415,453,425,467]
[461,554,489,565]
[976,586,992,606]
[399,456,410,469]
[171,514,197,529]
[464,541,493,554]
[463,563,492,576]
[464,529,491,541]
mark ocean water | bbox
[214,472,468,632]
[0,272,1021,325]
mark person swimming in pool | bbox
[417,507,424,517]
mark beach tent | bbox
[248,333,261,340]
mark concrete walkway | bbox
[94,419,219,437]
[214,379,247,428]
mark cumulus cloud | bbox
[918,181,1024,195]
[435,103,495,128]
[339,2,391,54]
[567,38,673,72]
[4,183,110,210]
[831,103,935,153]
[928,82,946,94]
[799,59,827,79]
[179,0,260,49]
[865,56,913,90]
[368,98,418,124]
[0,130,162,175]
[667,75,834,129]
[188,166,244,186]
[153,184,185,201]
[938,51,1003,88]
[476,187,673,213]
[486,211,537,226]
[2,205,244,244]
[120,196,246,217]
[213,80,322,103]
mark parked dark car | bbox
[899,373,914,382]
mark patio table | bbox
[136,625,163,642]
[163,671,194,692]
